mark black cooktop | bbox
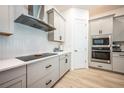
[16,53,57,62]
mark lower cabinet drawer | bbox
[28,69,59,88]
[28,79,45,88]
[90,61,112,71]
[42,69,59,88]
[27,56,59,86]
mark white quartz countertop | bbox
[0,51,71,72]
[54,51,71,55]
[0,59,26,72]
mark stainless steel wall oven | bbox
[91,35,112,64]
[91,47,111,63]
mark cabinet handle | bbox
[45,65,52,69]
[60,36,62,40]
[46,80,52,85]
[97,65,102,67]
[99,30,100,34]
[119,55,124,56]
[99,30,102,34]
[65,59,68,63]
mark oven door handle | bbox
[92,50,110,52]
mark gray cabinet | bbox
[47,8,65,42]
[90,16,113,35]
[27,56,59,88]
[0,66,26,88]
[112,53,124,73]
[41,68,59,88]
[59,53,71,78]
[0,75,26,88]
[0,6,14,36]
[113,16,124,42]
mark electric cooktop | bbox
[16,53,57,62]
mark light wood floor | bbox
[54,68,124,88]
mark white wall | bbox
[62,8,89,69]
[0,5,59,60]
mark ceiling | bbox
[55,5,124,16]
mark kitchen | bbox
[0,5,124,88]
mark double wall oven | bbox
[91,35,112,64]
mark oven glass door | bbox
[92,51,110,60]
[93,38,109,45]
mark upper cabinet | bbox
[0,6,14,36]
[113,16,124,42]
[90,15,113,36]
[47,8,65,42]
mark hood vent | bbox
[15,14,55,31]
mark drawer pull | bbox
[65,59,68,63]
[45,65,52,69]
[119,55,124,56]
[98,65,102,67]
[46,80,52,85]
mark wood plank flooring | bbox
[54,68,124,88]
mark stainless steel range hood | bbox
[15,14,55,31]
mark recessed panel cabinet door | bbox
[60,54,71,78]
[59,17,65,42]
[100,17,113,35]
[48,8,65,42]
[113,18,124,41]
[90,16,113,35]
[0,75,26,88]
[54,12,60,41]
[90,20,100,35]
[0,6,14,35]
[0,6,9,34]
[113,56,124,73]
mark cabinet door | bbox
[0,75,26,88]
[90,17,113,35]
[90,20,100,35]
[100,17,113,35]
[48,9,65,42]
[113,18,124,41]
[0,6,9,33]
[54,12,61,41]
[60,54,71,78]
[66,53,71,70]
[113,56,124,73]
[59,17,65,42]
[0,6,14,35]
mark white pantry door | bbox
[73,19,88,69]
